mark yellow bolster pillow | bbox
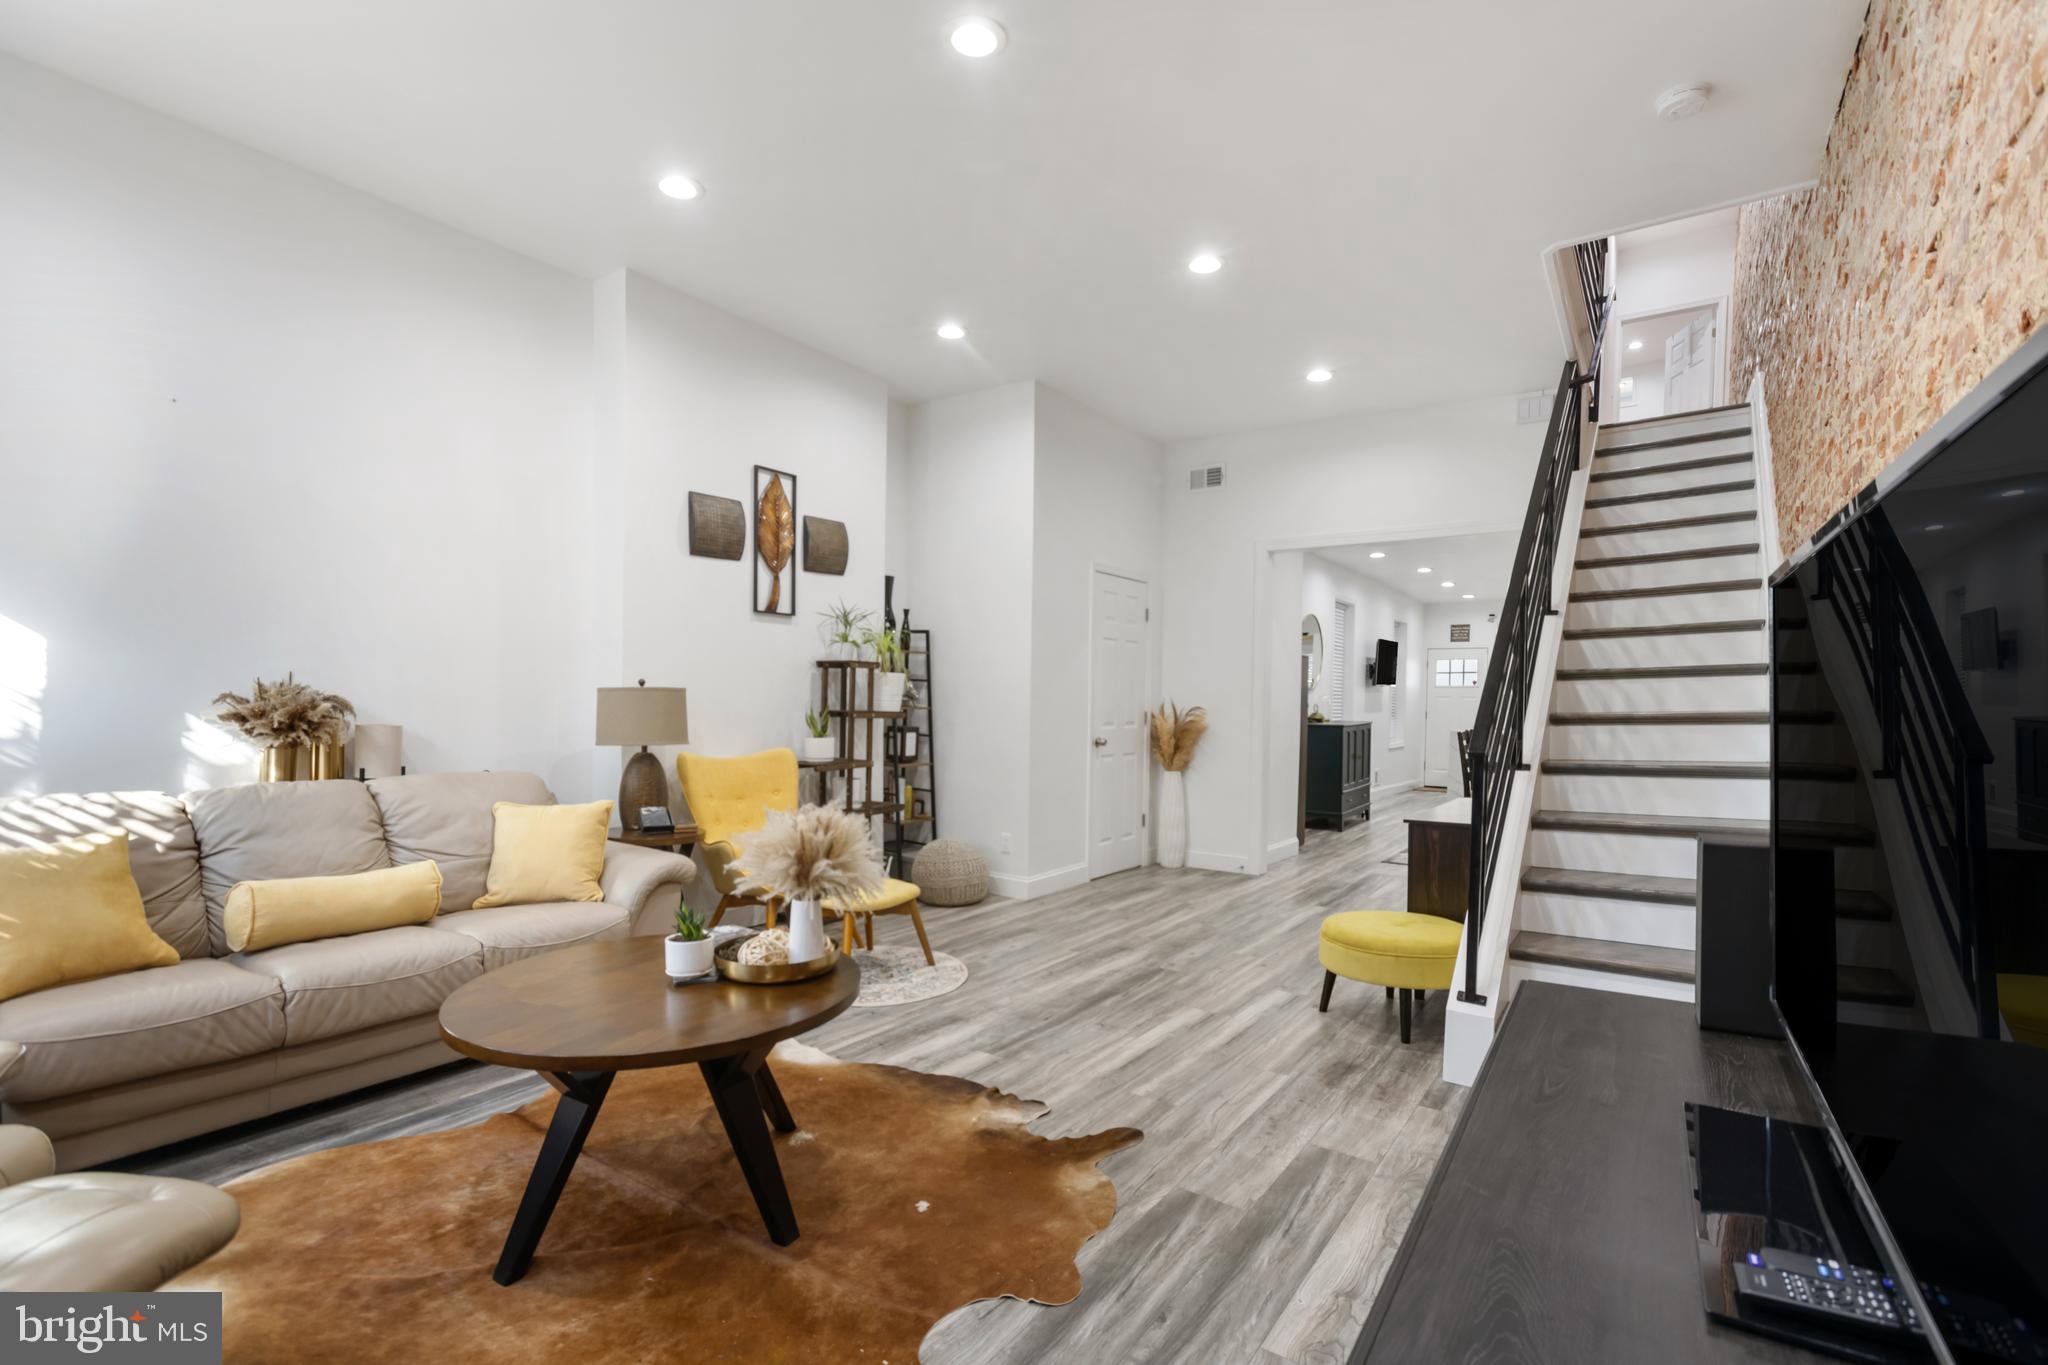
[0,835,181,1003]
[226,861,443,953]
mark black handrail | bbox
[1460,239,1610,1008]
[1812,507,1994,1032]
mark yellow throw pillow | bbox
[225,861,443,954]
[473,801,612,908]
[0,835,180,1003]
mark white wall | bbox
[1421,600,1503,655]
[906,384,1038,890]
[1299,553,1427,798]
[0,53,599,799]
[1028,386,1164,889]
[598,270,892,901]
[1614,209,1738,318]
[1160,396,1538,872]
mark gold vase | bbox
[258,740,345,782]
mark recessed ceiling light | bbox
[1416,566,1431,574]
[1441,581,1455,588]
[2000,487,2031,498]
[1462,593,1475,600]
[1188,253,1223,275]
[1367,551,1386,559]
[657,174,701,201]
[1628,339,1644,351]
[1306,367,1334,383]
[935,322,966,340]
[1923,523,1947,531]
[949,19,1006,57]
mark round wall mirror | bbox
[1301,613,1324,691]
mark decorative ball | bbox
[912,839,989,906]
[738,928,792,966]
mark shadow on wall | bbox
[0,614,46,798]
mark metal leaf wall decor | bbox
[754,465,797,615]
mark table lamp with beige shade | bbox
[597,682,689,833]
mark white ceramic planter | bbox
[800,734,838,762]
[872,672,908,714]
[786,898,826,963]
[665,934,714,980]
[1157,770,1188,869]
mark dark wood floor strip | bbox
[1588,451,1752,483]
[1584,478,1756,510]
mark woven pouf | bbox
[912,839,989,906]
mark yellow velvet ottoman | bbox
[1318,910,1461,1043]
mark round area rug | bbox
[850,944,970,1006]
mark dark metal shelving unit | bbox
[884,628,937,876]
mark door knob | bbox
[1093,737,1108,747]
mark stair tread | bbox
[1596,402,1751,436]
[1595,426,1754,456]
[1542,758,1769,778]
[1573,577,1764,602]
[1509,930,1696,982]
[1549,710,1768,725]
[1585,479,1756,510]
[1578,510,1757,539]
[1576,543,1760,569]
[1563,619,1764,640]
[1531,810,1875,846]
[1521,866,1696,905]
[1836,889,1894,922]
[1555,663,1770,679]
[1839,965,1915,1006]
[1589,451,1753,483]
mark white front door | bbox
[1089,569,1147,878]
[1664,325,1689,412]
[1423,647,1488,793]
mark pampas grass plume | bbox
[734,803,885,905]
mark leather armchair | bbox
[0,1044,241,1292]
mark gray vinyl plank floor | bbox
[121,786,1461,1364]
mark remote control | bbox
[1732,1248,1914,1336]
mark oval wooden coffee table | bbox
[439,936,860,1285]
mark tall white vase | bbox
[1157,770,1188,869]
[786,898,826,963]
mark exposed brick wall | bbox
[1729,0,2048,560]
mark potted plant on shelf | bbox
[1147,702,1208,870]
[800,708,837,762]
[666,904,715,981]
[817,600,872,661]
[212,673,356,781]
[866,627,909,714]
[734,804,885,965]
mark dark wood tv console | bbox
[1350,983,1837,1363]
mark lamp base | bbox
[618,748,669,831]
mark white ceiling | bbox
[1314,532,1518,606]
[0,2,1866,440]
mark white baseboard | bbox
[1373,779,1421,802]
[987,861,1090,902]
[1186,849,1253,874]
[1265,837,1301,863]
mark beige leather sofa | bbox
[0,772,695,1170]
[0,1041,241,1289]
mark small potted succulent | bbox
[800,708,837,763]
[666,904,715,981]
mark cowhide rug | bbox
[168,1042,1140,1363]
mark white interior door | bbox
[1686,313,1716,408]
[1663,326,1689,412]
[1423,647,1487,792]
[1089,569,1147,878]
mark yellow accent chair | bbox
[829,878,934,965]
[1317,910,1462,1043]
[675,749,800,930]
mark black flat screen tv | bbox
[1372,638,1397,686]
[1770,328,2048,1363]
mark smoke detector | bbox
[1655,84,1712,121]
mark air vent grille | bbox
[1188,464,1226,490]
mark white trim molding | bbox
[988,861,1091,901]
